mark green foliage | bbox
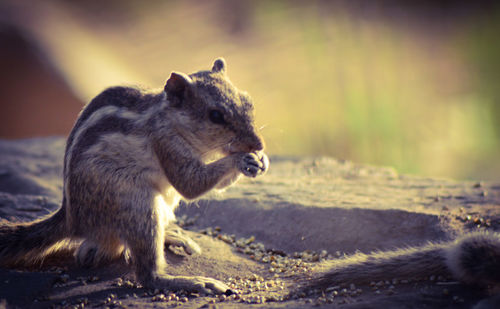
[64,1,500,180]
[244,3,500,181]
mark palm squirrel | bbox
[1,58,499,296]
[0,58,268,294]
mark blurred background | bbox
[0,0,499,181]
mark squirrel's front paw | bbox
[238,152,269,177]
[165,227,202,255]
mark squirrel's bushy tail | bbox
[446,231,500,285]
[301,231,500,291]
[0,205,68,267]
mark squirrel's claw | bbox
[239,152,269,177]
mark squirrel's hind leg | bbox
[76,237,127,267]
[125,191,231,295]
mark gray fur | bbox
[302,231,500,292]
[0,201,67,266]
[446,231,500,285]
[0,58,268,295]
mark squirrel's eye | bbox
[209,110,225,124]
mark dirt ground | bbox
[0,137,499,308]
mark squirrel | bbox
[296,231,500,294]
[0,58,269,295]
[1,58,499,298]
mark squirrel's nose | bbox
[246,135,264,152]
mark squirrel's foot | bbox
[76,239,129,267]
[238,152,269,178]
[154,275,234,295]
[76,240,98,267]
[165,227,201,255]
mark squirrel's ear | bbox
[211,58,226,74]
[165,72,193,106]
[165,72,193,93]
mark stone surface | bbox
[0,137,499,308]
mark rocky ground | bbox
[0,137,499,308]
